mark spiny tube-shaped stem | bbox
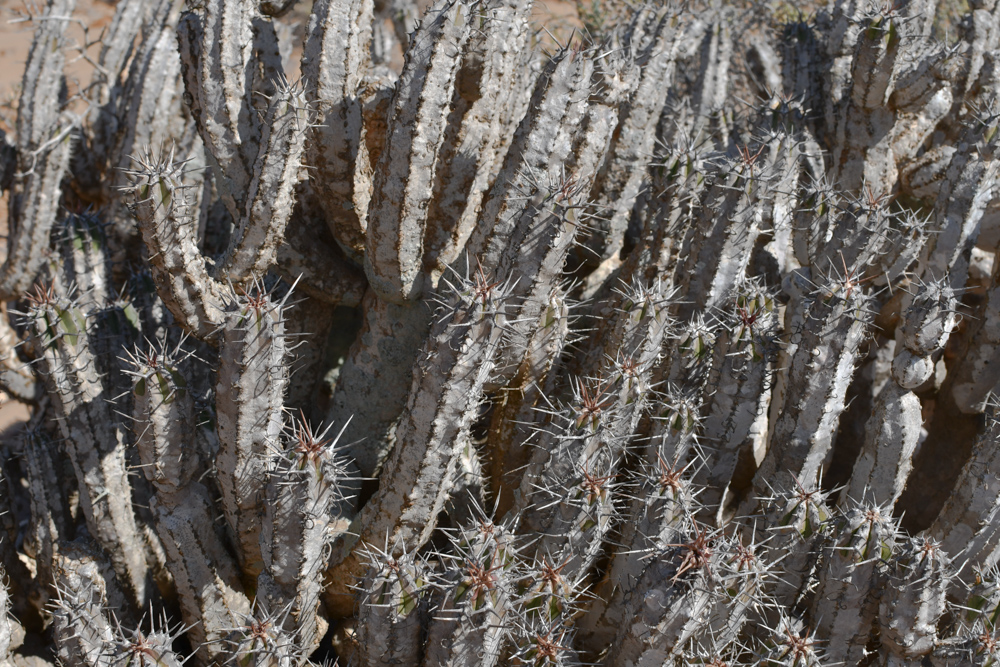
[578,435,695,654]
[422,517,520,667]
[604,523,723,667]
[927,402,1000,584]
[25,287,151,607]
[513,277,670,576]
[919,107,1000,290]
[175,0,258,218]
[301,0,375,259]
[126,338,252,661]
[761,613,824,667]
[216,281,290,577]
[355,543,430,667]
[744,254,876,506]
[218,604,300,667]
[580,5,690,283]
[695,279,778,520]
[422,0,536,285]
[757,478,833,612]
[324,41,596,480]
[127,340,197,496]
[125,147,227,338]
[486,285,570,516]
[465,49,595,279]
[323,292,433,480]
[364,0,475,303]
[843,280,957,510]
[323,265,509,617]
[257,415,352,655]
[51,212,112,314]
[878,537,951,662]
[50,542,116,667]
[22,427,71,596]
[0,0,76,300]
[215,81,312,283]
[697,534,770,652]
[488,47,638,386]
[810,499,899,667]
[517,440,619,584]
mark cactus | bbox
[4,0,1000,664]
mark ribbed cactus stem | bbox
[811,500,899,666]
[302,0,374,259]
[355,545,428,667]
[604,526,720,667]
[927,404,1000,583]
[422,519,519,667]
[422,0,535,283]
[26,289,151,606]
[22,428,69,594]
[745,263,874,505]
[176,0,258,216]
[215,81,312,282]
[515,278,670,578]
[878,537,951,662]
[698,536,769,652]
[364,0,474,303]
[920,111,1000,289]
[758,479,833,610]
[324,267,509,616]
[578,436,694,655]
[0,0,76,300]
[695,280,778,519]
[486,286,570,515]
[216,284,290,576]
[126,148,227,338]
[845,281,956,509]
[51,544,117,667]
[220,606,300,667]
[258,416,351,655]
[127,341,252,660]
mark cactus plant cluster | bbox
[3,0,1000,664]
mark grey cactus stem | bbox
[581,6,689,285]
[27,291,151,607]
[878,537,950,663]
[811,501,898,666]
[364,0,474,303]
[324,270,508,617]
[744,255,875,506]
[302,0,375,260]
[355,545,427,667]
[421,522,517,667]
[927,404,1000,583]
[215,81,312,283]
[604,533,720,667]
[0,0,77,297]
[127,148,227,339]
[50,543,117,667]
[422,0,535,284]
[128,342,252,661]
[176,0,258,218]
[258,416,351,654]
[216,285,290,576]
